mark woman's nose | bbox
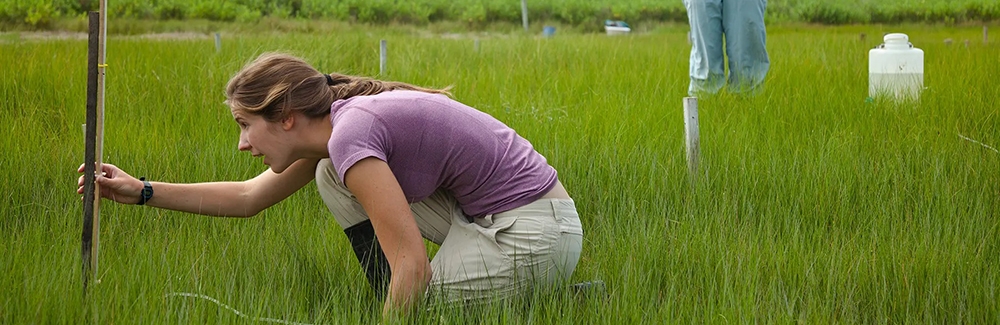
[238,136,251,151]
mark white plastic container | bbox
[869,33,924,101]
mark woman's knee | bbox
[314,159,369,228]
[315,159,349,194]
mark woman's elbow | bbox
[239,204,266,218]
[422,264,433,283]
[396,262,433,287]
[235,184,267,217]
[220,195,264,217]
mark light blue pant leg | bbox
[722,0,769,94]
[685,0,726,96]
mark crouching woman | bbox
[78,53,584,318]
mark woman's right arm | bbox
[77,159,320,217]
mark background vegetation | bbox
[1,23,997,323]
[2,0,999,30]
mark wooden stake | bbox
[379,39,387,75]
[683,97,700,182]
[520,0,529,32]
[82,3,106,298]
[82,11,101,297]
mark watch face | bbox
[142,188,153,197]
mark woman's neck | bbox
[294,113,334,159]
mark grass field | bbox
[1,23,998,323]
[3,0,1000,29]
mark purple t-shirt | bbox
[327,90,557,218]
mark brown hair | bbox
[225,52,451,122]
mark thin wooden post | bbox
[520,0,529,32]
[83,0,107,298]
[379,39,387,75]
[81,2,107,323]
[683,97,700,182]
[214,32,221,52]
[82,12,100,296]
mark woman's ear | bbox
[281,114,296,131]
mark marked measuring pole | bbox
[379,39,387,75]
[683,97,700,182]
[82,5,107,297]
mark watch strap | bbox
[137,177,154,205]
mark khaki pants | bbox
[315,159,583,303]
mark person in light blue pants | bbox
[684,0,770,96]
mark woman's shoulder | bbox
[336,90,441,106]
[379,89,448,101]
[333,91,463,125]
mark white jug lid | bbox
[884,33,909,43]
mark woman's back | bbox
[327,90,557,218]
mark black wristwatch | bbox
[137,177,154,205]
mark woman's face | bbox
[232,109,295,173]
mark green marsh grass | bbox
[3,0,999,28]
[1,24,998,323]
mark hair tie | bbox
[325,74,335,86]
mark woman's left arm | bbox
[343,157,431,319]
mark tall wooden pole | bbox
[82,11,99,296]
[82,0,107,297]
